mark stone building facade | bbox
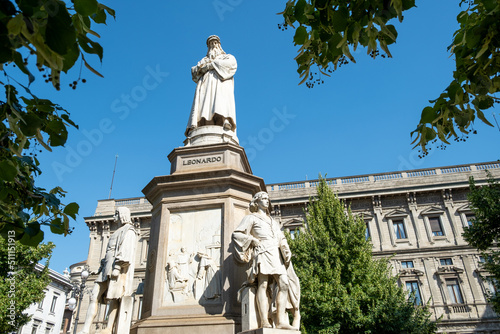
[18,264,73,334]
[77,161,500,333]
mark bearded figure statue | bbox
[186,35,237,137]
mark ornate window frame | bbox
[420,207,449,243]
[398,261,425,305]
[385,210,411,246]
[435,263,471,313]
[457,204,475,228]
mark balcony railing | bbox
[267,162,500,192]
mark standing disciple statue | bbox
[186,35,237,136]
[232,192,300,330]
[78,207,137,334]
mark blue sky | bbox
[27,1,499,273]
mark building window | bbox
[402,261,414,269]
[465,214,475,226]
[31,320,42,334]
[440,258,453,266]
[429,217,444,236]
[45,323,54,334]
[393,220,407,239]
[290,229,300,240]
[365,223,370,240]
[446,278,464,304]
[49,295,58,313]
[37,299,44,310]
[405,281,422,305]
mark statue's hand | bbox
[111,268,120,279]
[251,237,261,247]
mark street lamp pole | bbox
[68,266,89,334]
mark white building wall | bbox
[18,265,72,334]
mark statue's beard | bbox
[207,45,225,59]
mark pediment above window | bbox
[420,206,445,215]
[436,266,464,275]
[282,218,304,229]
[385,209,408,219]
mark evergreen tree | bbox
[0,237,54,332]
[288,178,437,334]
[463,172,500,312]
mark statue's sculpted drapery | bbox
[78,207,137,334]
[186,35,237,136]
[232,192,300,330]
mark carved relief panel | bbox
[163,207,222,306]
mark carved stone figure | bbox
[166,250,188,292]
[78,207,137,334]
[196,251,222,300]
[186,35,237,137]
[232,192,300,330]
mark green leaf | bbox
[294,0,307,24]
[13,52,35,85]
[98,3,115,19]
[0,0,17,16]
[7,13,25,36]
[78,34,104,61]
[19,223,44,246]
[62,43,80,73]
[420,107,435,124]
[0,160,18,182]
[92,7,107,24]
[17,0,41,16]
[46,119,68,147]
[74,0,98,16]
[332,7,348,32]
[19,113,44,136]
[294,26,308,45]
[45,1,76,55]
[49,218,65,234]
[476,109,494,126]
[63,202,79,219]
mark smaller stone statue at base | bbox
[77,207,137,334]
[232,192,300,331]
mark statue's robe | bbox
[186,53,237,136]
[232,213,300,312]
[96,223,137,300]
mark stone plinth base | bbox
[130,315,238,334]
[239,329,300,334]
[168,142,251,175]
[116,295,133,333]
[184,125,238,147]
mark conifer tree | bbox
[288,178,437,334]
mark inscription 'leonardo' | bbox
[183,156,222,166]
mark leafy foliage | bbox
[0,0,114,246]
[280,0,499,152]
[0,236,54,332]
[288,178,437,334]
[463,171,500,312]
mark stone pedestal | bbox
[130,142,266,334]
[116,296,134,333]
[184,125,238,147]
[240,286,259,331]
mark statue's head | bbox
[206,35,225,59]
[114,207,132,226]
[249,191,270,213]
